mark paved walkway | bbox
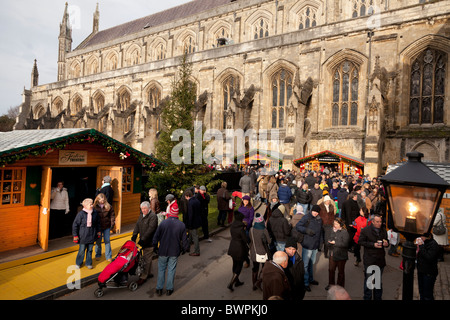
[0,229,448,300]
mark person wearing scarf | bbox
[72,198,101,269]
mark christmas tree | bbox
[146,53,220,199]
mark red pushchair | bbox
[94,240,144,298]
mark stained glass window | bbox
[271,69,293,128]
[409,48,446,124]
[331,60,359,126]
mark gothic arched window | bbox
[352,0,374,18]
[331,61,359,126]
[93,92,105,114]
[299,6,317,30]
[271,69,293,128]
[118,89,130,112]
[223,75,240,129]
[409,48,446,125]
[253,18,269,40]
[183,36,196,54]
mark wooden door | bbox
[38,167,52,251]
[97,166,123,234]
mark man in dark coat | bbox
[95,176,114,205]
[262,251,291,300]
[284,237,306,301]
[340,191,360,251]
[196,186,211,242]
[184,190,202,256]
[416,233,441,300]
[216,182,231,226]
[296,204,323,291]
[336,184,349,216]
[152,203,189,296]
[267,206,291,251]
[358,214,388,300]
[131,201,158,285]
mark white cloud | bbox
[0,0,189,116]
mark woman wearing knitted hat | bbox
[249,213,272,290]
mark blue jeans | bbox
[299,203,309,215]
[157,256,178,291]
[95,228,112,260]
[76,243,94,267]
[302,248,317,286]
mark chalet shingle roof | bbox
[0,129,164,167]
[76,0,232,50]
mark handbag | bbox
[252,228,268,263]
[433,214,446,235]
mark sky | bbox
[0,0,190,117]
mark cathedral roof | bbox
[76,0,232,50]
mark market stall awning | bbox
[235,149,284,163]
[293,150,364,167]
[0,128,165,169]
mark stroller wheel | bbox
[94,288,104,298]
[128,281,138,292]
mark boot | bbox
[252,271,258,291]
[227,273,238,291]
[235,277,244,287]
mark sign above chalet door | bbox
[38,167,52,251]
[96,166,123,234]
[58,150,87,165]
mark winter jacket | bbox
[341,198,360,229]
[353,216,370,243]
[337,188,349,211]
[417,237,440,276]
[285,252,306,301]
[216,187,231,211]
[277,184,292,204]
[185,196,203,229]
[310,188,323,206]
[196,192,210,216]
[296,213,323,250]
[153,216,189,257]
[95,185,114,206]
[227,220,249,261]
[262,261,291,300]
[94,204,115,231]
[328,228,350,261]
[266,181,279,201]
[131,211,158,248]
[267,208,291,243]
[239,175,253,194]
[238,205,254,229]
[258,177,269,199]
[319,202,336,226]
[249,224,271,262]
[50,187,69,212]
[358,224,388,268]
[72,210,101,244]
[295,188,312,205]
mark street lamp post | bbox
[380,151,449,300]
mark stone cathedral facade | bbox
[15,0,450,177]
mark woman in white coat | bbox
[432,208,448,262]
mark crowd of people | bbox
[70,165,448,300]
